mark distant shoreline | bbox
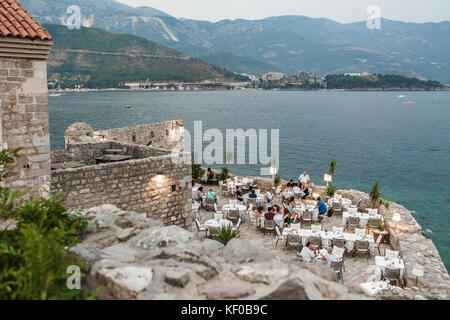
[52,87,450,93]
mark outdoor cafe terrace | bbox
[191,176,427,297]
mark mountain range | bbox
[22,0,450,84]
[45,24,247,88]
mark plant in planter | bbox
[369,180,382,209]
[192,164,204,183]
[218,166,230,181]
[327,157,338,184]
[373,222,389,243]
[327,184,337,197]
[274,174,281,187]
[380,198,391,216]
[217,225,239,245]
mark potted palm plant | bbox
[373,222,389,243]
[274,174,281,187]
[369,180,382,209]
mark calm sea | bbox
[49,90,450,270]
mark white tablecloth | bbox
[343,211,384,227]
[328,198,352,209]
[244,194,265,204]
[282,228,374,248]
[360,282,393,296]
[222,204,247,219]
[375,256,405,279]
[204,219,233,229]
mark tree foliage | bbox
[0,149,92,300]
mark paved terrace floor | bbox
[191,184,392,290]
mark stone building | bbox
[0,0,53,197]
[51,121,193,227]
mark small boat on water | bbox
[402,100,414,104]
[398,95,405,98]
[125,104,133,108]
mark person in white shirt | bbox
[299,242,317,263]
[298,171,310,187]
[265,191,273,203]
[322,247,338,266]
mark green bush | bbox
[274,174,281,186]
[369,180,382,207]
[327,184,337,197]
[218,166,230,181]
[192,164,204,181]
[216,225,239,245]
[0,149,92,300]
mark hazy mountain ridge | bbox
[22,0,450,84]
[45,24,248,88]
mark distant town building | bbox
[344,72,371,77]
[262,72,286,81]
[241,73,259,82]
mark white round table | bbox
[222,204,247,218]
[281,191,294,199]
[244,194,265,203]
[204,219,233,229]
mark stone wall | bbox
[51,152,193,227]
[52,141,169,165]
[92,120,184,150]
[0,58,50,197]
[329,188,448,299]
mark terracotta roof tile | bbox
[0,0,52,40]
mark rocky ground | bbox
[71,204,371,300]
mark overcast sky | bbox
[115,0,450,23]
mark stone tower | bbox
[0,0,53,197]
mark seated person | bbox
[321,247,338,266]
[248,190,258,199]
[283,208,295,226]
[207,189,217,203]
[299,242,317,263]
[264,207,275,220]
[321,248,341,279]
[286,179,295,188]
[253,206,264,217]
[236,186,244,202]
[265,191,273,203]
[288,198,296,213]
[301,182,310,200]
[316,197,328,221]
[298,171,310,188]
[205,168,215,184]
[193,186,204,203]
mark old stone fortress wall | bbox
[50,121,192,227]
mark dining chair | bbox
[285,233,301,251]
[385,249,399,259]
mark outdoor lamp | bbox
[392,213,401,233]
[411,265,424,286]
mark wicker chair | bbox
[353,240,371,260]
[308,236,322,249]
[232,218,242,238]
[372,232,383,256]
[208,226,220,239]
[263,219,275,236]
[194,219,208,239]
[311,224,322,233]
[367,217,381,232]
[330,260,344,284]
[383,266,401,284]
[285,234,301,252]
[345,216,360,231]
[385,249,400,259]
[247,213,258,230]
[332,202,343,216]
[302,209,312,225]
[274,225,283,249]
[228,209,239,223]
[205,198,215,212]
[332,238,346,249]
